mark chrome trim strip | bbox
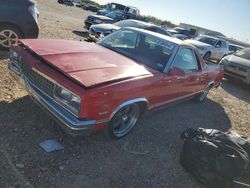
[9,69,109,131]
[148,91,201,110]
[109,98,149,120]
[8,62,21,75]
[23,75,96,130]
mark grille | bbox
[225,70,247,79]
[229,64,247,72]
[238,67,247,72]
[20,61,55,97]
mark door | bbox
[214,40,224,60]
[167,47,203,97]
[152,47,202,109]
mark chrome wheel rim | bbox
[112,104,139,137]
[200,86,209,101]
[0,29,19,48]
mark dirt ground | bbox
[0,1,250,187]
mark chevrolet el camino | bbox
[9,28,224,139]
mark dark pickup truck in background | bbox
[84,10,144,29]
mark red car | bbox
[9,28,224,139]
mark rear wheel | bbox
[0,25,22,49]
[107,103,140,139]
[196,85,211,102]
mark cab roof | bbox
[124,27,195,48]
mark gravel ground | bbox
[0,1,249,187]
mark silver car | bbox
[185,35,229,62]
[220,48,250,84]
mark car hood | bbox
[19,39,152,87]
[225,55,250,68]
[91,24,120,32]
[185,39,212,48]
[89,14,114,21]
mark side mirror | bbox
[169,67,185,77]
[215,44,221,48]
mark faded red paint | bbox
[13,39,224,128]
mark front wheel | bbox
[107,104,140,139]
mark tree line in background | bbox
[80,0,177,28]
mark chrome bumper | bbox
[9,63,103,136]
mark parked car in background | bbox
[97,2,139,16]
[87,19,172,42]
[185,35,229,62]
[0,0,39,49]
[81,3,99,12]
[220,48,250,84]
[9,28,224,139]
[172,34,189,40]
[84,10,143,29]
[58,0,74,6]
[168,27,192,39]
[228,44,244,54]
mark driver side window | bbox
[216,41,221,47]
[172,48,198,72]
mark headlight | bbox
[54,85,81,116]
[95,19,103,24]
[9,49,21,72]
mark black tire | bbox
[203,52,211,61]
[107,103,140,139]
[195,85,211,103]
[0,25,22,50]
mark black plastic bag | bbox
[180,128,250,188]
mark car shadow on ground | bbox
[0,96,231,188]
[0,50,9,60]
[72,30,89,39]
[220,78,250,103]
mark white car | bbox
[185,35,229,62]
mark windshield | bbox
[234,48,250,60]
[114,20,147,28]
[106,11,123,19]
[107,3,126,11]
[194,35,218,46]
[97,29,177,71]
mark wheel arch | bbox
[109,98,149,120]
[206,81,215,90]
[205,51,211,55]
[0,21,24,37]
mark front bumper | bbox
[9,62,106,136]
[224,65,250,84]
